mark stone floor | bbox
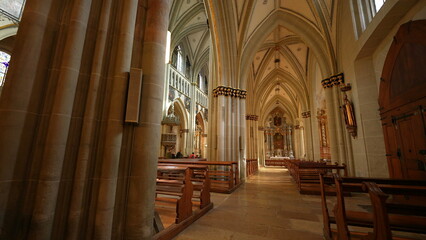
[173,167,325,240]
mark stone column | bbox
[246,116,251,158]
[288,127,294,158]
[28,0,92,238]
[94,0,138,238]
[254,118,259,159]
[124,0,171,239]
[216,95,226,161]
[302,112,314,160]
[325,88,339,161]
[66,0,113,238]
[239,97,247,180]
[0,0,58,237]
[225,96,232,162]
[332,87,348,165]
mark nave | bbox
[174,168,324,240]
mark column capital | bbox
[212,86,247,99]
[321,73,344,88]
[301,111,311,118]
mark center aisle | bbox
[174,167,324,240]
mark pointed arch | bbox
[240,10,334,89]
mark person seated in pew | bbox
[189,152,195,158]
[176,151,183,158]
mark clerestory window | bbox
[351,0,387,38]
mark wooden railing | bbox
[246,159,258,177]
[158,159,240,193]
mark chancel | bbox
[0,0,426,239]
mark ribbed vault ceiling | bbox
[169,0,210,76]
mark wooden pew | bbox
[157,163,211,209]
[246,159,258,177]
[156,165,194,224]
[320,173,426,240]
[286,160,347,194]
[158,159,241,193]
[362,182,426,240]
[154,165,213,240]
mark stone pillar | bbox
[302,111,313,160]
[253,118,258,159]
[332,87,348,165]
[225,96,232,162]
[216,95,226,161]
[246,116,252,158]
[325,87,339,161]
[0,0,58,237]
[28,0,92,238]
[239,97,247,180]
[94,0,138,238]
[288,126,294,158]
[66,0,113,238]
[124,0,171,239]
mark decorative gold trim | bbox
[301,111,311,118]
[321,73,344,88]
[212,86,247,98]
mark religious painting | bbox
[273,133,284,149]
[274,116,282,126]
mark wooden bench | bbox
[155,165,194,224]
[158,159,240,193]
[286,160,347,194]
[362,181,426,240]
[157,163,211,209]
[320,173,426,240]
[246,159,258,177]
[153,165,213,240]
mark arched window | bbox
[0,51,11,86]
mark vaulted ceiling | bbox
[205,0,337,124]
[169,0,210,80]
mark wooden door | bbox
[392,106,426,179]
[379,20,426,180]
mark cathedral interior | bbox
[0,0,425,239]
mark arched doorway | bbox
[379,20,426,180]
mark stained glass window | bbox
[0,51,11,86]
